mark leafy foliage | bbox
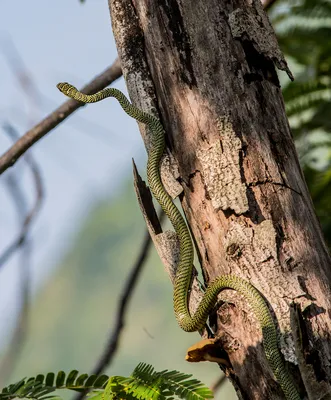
[0,364,213,400]
[271,0,331,246]
[115,362,213,400]
[0,370,108,400]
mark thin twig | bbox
[92,227,156,375]
[0,58,122,175]
[0,175,30,386]
[1,33,41,123]
[261,0,278,10]
[0,123,44,385]
[0,124,44,269]
[210,374,227,396]
[74,211,164,400]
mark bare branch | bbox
[0,0,273,174]
[0,58,122,175]
[0,124,44,269]
[73,212,164,400]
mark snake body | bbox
[57,82,301,400]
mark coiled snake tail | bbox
[57,82,301,400]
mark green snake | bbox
[57,82,301,400]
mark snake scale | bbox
[57,82,301,400]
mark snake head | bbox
[56,82,77,97]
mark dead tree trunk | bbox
[108,0,331,398]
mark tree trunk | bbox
[108,0,331,398]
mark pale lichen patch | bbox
[155,231,180,282]
[160,152,183,198]
[197,117,248,214]
[253,219,278,262]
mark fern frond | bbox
[114,365,165,400]
[284,81,331,117]
[124,363,214,400]
[0,371,109,400]
[157,369,213,400]
[124,380,165,400]
[292,0,331,18]
[1,364,213,400]
[283,80,331,101]
[131,363,156,381]
[274,0,331,31]
[271,0,331,71]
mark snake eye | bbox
[57,82,74,94]
[57,82,66,92]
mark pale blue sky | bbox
[0,1,145,343]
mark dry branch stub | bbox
[132,160,205,323]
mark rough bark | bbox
[108,0,331,399]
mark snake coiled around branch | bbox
[57,82,301,400]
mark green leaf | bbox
[66,370,79,386]
[55,372,65,388]
[45,373,55,387]
[35,376,44,384]
[93,375,109,388]
[76,374,89,387]
[85,375,97,387]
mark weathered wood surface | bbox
[109,0,331,398]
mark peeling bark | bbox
[109,0,331,398]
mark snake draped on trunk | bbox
[57,82,301,400]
